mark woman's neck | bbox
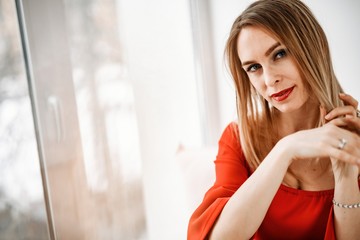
[275,99,320,138]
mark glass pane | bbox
[62,0,147,239]
[0,0,49,239]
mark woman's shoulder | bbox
[217,121,244,159]
[220,121,239,141]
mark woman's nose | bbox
[263,66,280,86]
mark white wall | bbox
[116,0,202,239]
[209,0,253,129]
[303,0,360,101]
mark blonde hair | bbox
[225,0,344,169]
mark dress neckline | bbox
[279,183,334,196]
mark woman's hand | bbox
[323,93,360,175]
[325,93,359,133]
[283,123,360,166]
[279,93,360,174]
[328,114,360,135]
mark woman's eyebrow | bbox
[241,42,281,67]
[265,42,281,57]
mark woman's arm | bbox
[332,164,360,240]
[324,93,360,240]
[209,139,292,239]
[210,124,359,239]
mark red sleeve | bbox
[324,206,336,240]
[187,123,251,240]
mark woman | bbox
[187,0,360,239]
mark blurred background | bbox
[0,0,359,239]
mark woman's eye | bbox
[274,49,286,60]
[247,64,261,72]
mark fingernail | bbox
[339,93,346,97]
[324,114,330,120]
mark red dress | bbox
[188,123,360,240]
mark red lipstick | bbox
[271,87,294,102]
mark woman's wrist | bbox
[331,159,359,182]
[332,161,359,201]
[276,137,295,168]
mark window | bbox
[0,0,48,238]
[15,0,147,238]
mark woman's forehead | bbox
[237,26,281,61]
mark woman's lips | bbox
[271,86,294,102]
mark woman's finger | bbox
[327,117,360,135]
[325,93,359,121]
[339,92,359,108]
[328,125,360,165]
[331,149,360,166]
[325,105,356,121]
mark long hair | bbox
[225,0,344,169]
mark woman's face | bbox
[237,26,310,113]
